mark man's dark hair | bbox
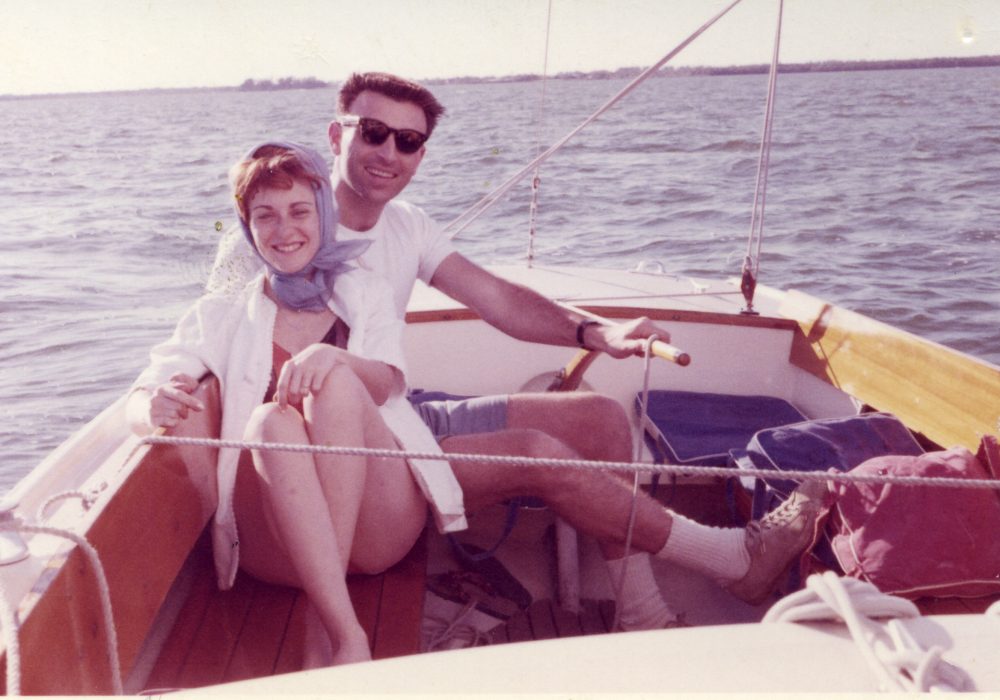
[337,72,446,136]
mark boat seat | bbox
[637,390,807,470]
[636,390,807,508]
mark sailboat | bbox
[1,0,998,694]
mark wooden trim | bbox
[780,289,1000,450]
[3,379,221,695]
[145,529,427,691]
[405,305,797,331]
[548,349,601,392]
[369,531,427,659]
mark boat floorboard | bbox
[142,529,428,693]
[139,481,1000,692]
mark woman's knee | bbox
[245,401,304,441]
[308,363,372,411]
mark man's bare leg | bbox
[505,392,634,464]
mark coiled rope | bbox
[764,571,975,692]
[0,504,123,695]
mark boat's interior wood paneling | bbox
[2,380,222,695]
[782,290,1000,450]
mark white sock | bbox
[605,552,676,631]
[655,512,750,583]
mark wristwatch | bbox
[576,319,601,349]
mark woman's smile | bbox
[249,180,321,274]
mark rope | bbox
[36,486,104,522]
[0,573,21,695]
[138,434,1000,492]
[525,0,554,267]
[422,600,491,651]
[741,0,784,314]
[764,572,974,692]
[443,0,748,239]
[611,336,658,630]
[0,517,124,695]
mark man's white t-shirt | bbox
[207,200,455,318]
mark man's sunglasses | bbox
[338,116,428,155]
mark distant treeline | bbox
[425,54,1000,85]
[238,76,329,91]
[5,57,1000,101]
[236,57,1000,92]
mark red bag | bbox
[830,446,1000,599]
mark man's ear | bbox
[328,120,342,156]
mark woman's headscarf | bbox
[235,140,370,311]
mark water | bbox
[2,67,998,491]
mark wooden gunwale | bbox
[780,289,1000,451]
[406,305,799,331]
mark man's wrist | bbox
[576,319,601,350]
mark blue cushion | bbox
[731,411,925,575]
[637,391,807,466]
[732,411,925,501]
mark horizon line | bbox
[3,54,999,101]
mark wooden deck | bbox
[486,599,616,645]
[132,480,999,693]
[139,529,428,693]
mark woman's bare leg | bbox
[245,401,371,664]
[240,364,426,665]
[302,365,426,575]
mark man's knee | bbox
[503,427,576,460]
[570,392,629,430]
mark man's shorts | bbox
[407,390,509,442]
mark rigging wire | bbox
[741,0,785,314]
[526,0,554,268]
[443,0,748,240]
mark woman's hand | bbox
[132,373,205,432]
[275,343,342,409]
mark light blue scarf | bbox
[236,140,369,311]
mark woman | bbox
[127,141,465,665]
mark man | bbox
[209,72,827,627]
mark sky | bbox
[2,0,999,97]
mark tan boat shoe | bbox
[725,478,831,606]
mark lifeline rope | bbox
[443,0,747,239]
[137,434,1000,492]
[0,516,124,695]
[764,571,974,692]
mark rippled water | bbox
[1,67,998,491]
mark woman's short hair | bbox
[337,72,446,136]
[229,145,324,223]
